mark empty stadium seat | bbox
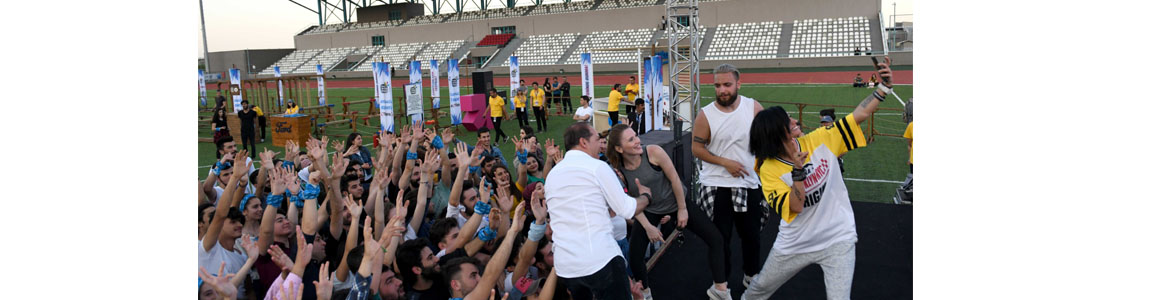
[504,33,579,67]
[706,21,782,60]
[566,28,654,65]
[476,34,515,47]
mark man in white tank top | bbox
[691,63,765,300]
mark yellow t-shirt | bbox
[756,114,867,223]
[285,106,300,114]
[513,92,527,109]
[252,106,264,116]
[607,90,623,112]
[625,83,639,98]
[529,88,545,107]
[489,95,505,117]
[903,122,913,165]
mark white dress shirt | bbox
[545,150,639,278]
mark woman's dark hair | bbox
[749,106,794,170]
[490,165,522,201]
[605,124,632,169]
[613,83,621,90]
[344,132,362,153]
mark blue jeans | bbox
[616,238,632,276]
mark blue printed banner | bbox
[373,62,395,133]
[316,65,326,106]
[653,56,668,130]
[275,66,284,107]
[448,59,462,125]
[430,60,441,109]
[508,56,519,110]
[229,68,243,112]
[580,53,594,100]
[406,61,423,123]
[198,69,207,106]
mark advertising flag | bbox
[317,65,326,106]
[198,69,207,107]
[430,60,441,109]
[448,59,462,125]
[275,66,284,107]
[655,56,669,130]
[373,62,395,133]
[508,56,519,110]
[580,53,594,99]
[406,61,423,123]
[229,68,243,112]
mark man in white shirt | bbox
[545,122,650,300]
[572,96,594,123]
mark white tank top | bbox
[698,96,761,188]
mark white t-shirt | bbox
[574,106,594,122]
[198,239,248,298]
[610,215,627,240]
[771,144,857,255]
[446,204,489,232]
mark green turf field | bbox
[198,83,912,203]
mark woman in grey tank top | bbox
[605,124,729,298]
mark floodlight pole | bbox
[199,0,211,77]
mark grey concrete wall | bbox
[294,0,881,50]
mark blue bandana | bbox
[300,183,320,201]
[476,226,497,242]
[266,194,284,209]
[239,193,256,212]
[432,136,445,149]
[474,201,491,215]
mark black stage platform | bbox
[634,130,913,299]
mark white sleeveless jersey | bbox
[698,96,761,188]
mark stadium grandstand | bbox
[205,0,908,80]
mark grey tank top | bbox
[620,147,677,214]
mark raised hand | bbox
[530,195,548,224]
[524,136,538,152]
[268,244,293,273]
[488,208,502,230]
[509,201,526,233]
[363,217,380,256]
[510,136,524,153]
[424,127,436,143]
[495,186,514,213]
[284,166,301,194]
[241,234,260,258]
[308,170,322,186]
[199,262,238,300]
[313,262,334,300]
[441,127,455,143]
[411,122,425,141]
[307,139,327,163]
[232,149,250,177]
[269,166,287,196]
[285,140,299,162]
[259,150,277,170]
[343,194,363,219]
[544,138,558,158]
[330,153,349,180]
[343,144,359,158]
[792,151,808,166]
[331,140,345,154]
[877,56,893,85]
[454,142,473,168]
[390,189,408,227]
[279,282,304,300]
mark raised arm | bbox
[511,137,530,188]
[465,203,526,300]
[449,143,472,207]
[410,150,440,232]
[397,123,424,191]
[204,150,248,252]
[850,56,894,123]
[788,151,809,214]
[370,169,389,238]
[257,166,287,253]
[301,171,323,237]
[538,268,558,300]
[329,153,351,239]
[542,138,559,177]
[440,128,455,187]
[512,195,548,286]
[449,180,491,254]
[203,152,235,204]
[335,195,363,283]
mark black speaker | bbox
[472,71,494,95]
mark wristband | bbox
[406,151,418,160]
[876,82,893,94]
[432,136,444,149]
[469,166,480,174]
[528,222,547,242]
[239,193,256,212]
[266,194,284,209]
[871,90,886,102]
[517,149,528,164]
[791,166,807,182]
[289,194,304,208]
[476,226,497,242]
[474,201,491,215]
[299,183,320,200]
[282,161,296,170]
[640,192,651,201]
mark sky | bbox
[198,0,912,58]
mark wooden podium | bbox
[271,115,311,147]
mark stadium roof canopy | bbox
[291,0,593,25]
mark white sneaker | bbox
[743,274,755,288]
[706,284,732,300]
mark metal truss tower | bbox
[664,0,701,203]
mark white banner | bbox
[198,69,207,106]
[275,66,284,107]
[373,62,395,133]
[448,59,462,125]
[406,61,423,123]
[580,53,594,99]
[430,60,440,109]
[642,58,653,131]
[656,55,669,130]
[508,56,519,110]
[229,68,243,112]
[317,65,326,106]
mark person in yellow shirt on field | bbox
[483,88,510,144]
[607,84,628,126]
[529,81,548,133]
[513,79,529,128]
[625,76,639,117]
[252,104,266,143]
[284,100,300,115]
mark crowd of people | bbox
[199,57,900,300]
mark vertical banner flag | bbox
[430,60,441,109]
[448,58,462,125]
[229,68,243,113]
[580,53,594,106]
[373,62,395,133]
[406,61,423,123]
[655,56,669,130]
[508,56,519,110]
[642,58,654,131]
[275,66,284,107]
[317,65,326,106]
[198,69,207,107]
